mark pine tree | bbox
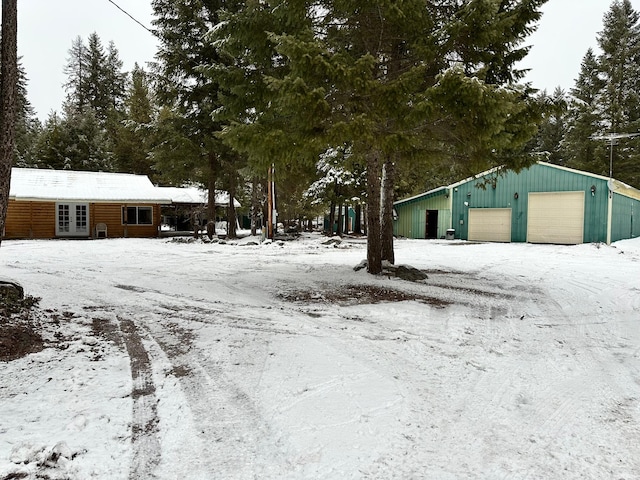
[63,33,126,123]
[598,0,640,132]
[104,41,126,115]
[63,36,88,113]
[151,0,235,237]
[56,33,128,173]
[83,33,107,118]
[113,64,156,177]
[0,0,18,247]
[214,0,547,273]
[563,1,640,187]
[14,61,41,167]
[530,87,568,165]
[564,49,605,175]
[304,146,365,235]
[597,0,640,185]
[0,53,41,167]
[36,108,113,171]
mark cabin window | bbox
[123,206,153,225]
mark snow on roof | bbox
[393,186,449,206]
[9,168,172,204]
[156,186,241,207]
[394,161,640,205]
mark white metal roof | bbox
[155,186,241,207]
[9,168,172,204]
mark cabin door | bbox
[56,203,90,237]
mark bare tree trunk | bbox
[0,0,18,248]
[227,172,237,239]
[337,201,344,236]
[354,203,362,235]
[250,176,259,236]
[206,152,217,240]
[192,210,200,239]
[328,201,336,236]
[366,150,382,274]
[363,205,367,235]
[381,156,395,264]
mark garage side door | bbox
[527,191,584,244]
[468,208,512,242]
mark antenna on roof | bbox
[590,132,640,181]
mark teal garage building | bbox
[393,162,640,245]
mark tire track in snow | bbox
[141,313,280,478]
[118,317,161,480]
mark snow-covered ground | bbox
[1,233,639,479]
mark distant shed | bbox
[394,162,640,245]
[393,187,451,240]
[155,186,241,232]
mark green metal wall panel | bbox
[396,162,640,244]
[611,193,640,242]
[451,163,610,242]
[394,192,450,239]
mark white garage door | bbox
[527,191,585,244]
[468,208,512,242]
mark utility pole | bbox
[591,132,640,244]
[592,132,640,186]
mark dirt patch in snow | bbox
[0,296,44,362]
[279,284,451,307]
[0,297,81,362]
[0,324,44,362]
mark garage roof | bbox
[394,162,640,205]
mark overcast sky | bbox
[17,0,640,121]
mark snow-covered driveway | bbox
[1,234,639,479]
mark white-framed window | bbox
[122,206,153,225]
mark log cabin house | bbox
[4,168,172,240]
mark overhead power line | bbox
[105,0,155,36]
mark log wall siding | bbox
[3,200,161,239]
[93,203,162,238]
[5,200,55,238]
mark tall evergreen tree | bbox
[14,61,41,167]
[531,87,568,165]
[62,33,126,124]
[0,54,41,167]
[564,49,605,175]
[151,0,234,237]
[114,63,156,177]
[104,41,127,115]
[597,0,640,185]
[36,107,113,171]
[598,0,640,132]
[0,0,18,248]
[214,0,546,273]
[63,36,88,113]
[83,33,107,118]
[563,1,640,186]
[57,33,128,173]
